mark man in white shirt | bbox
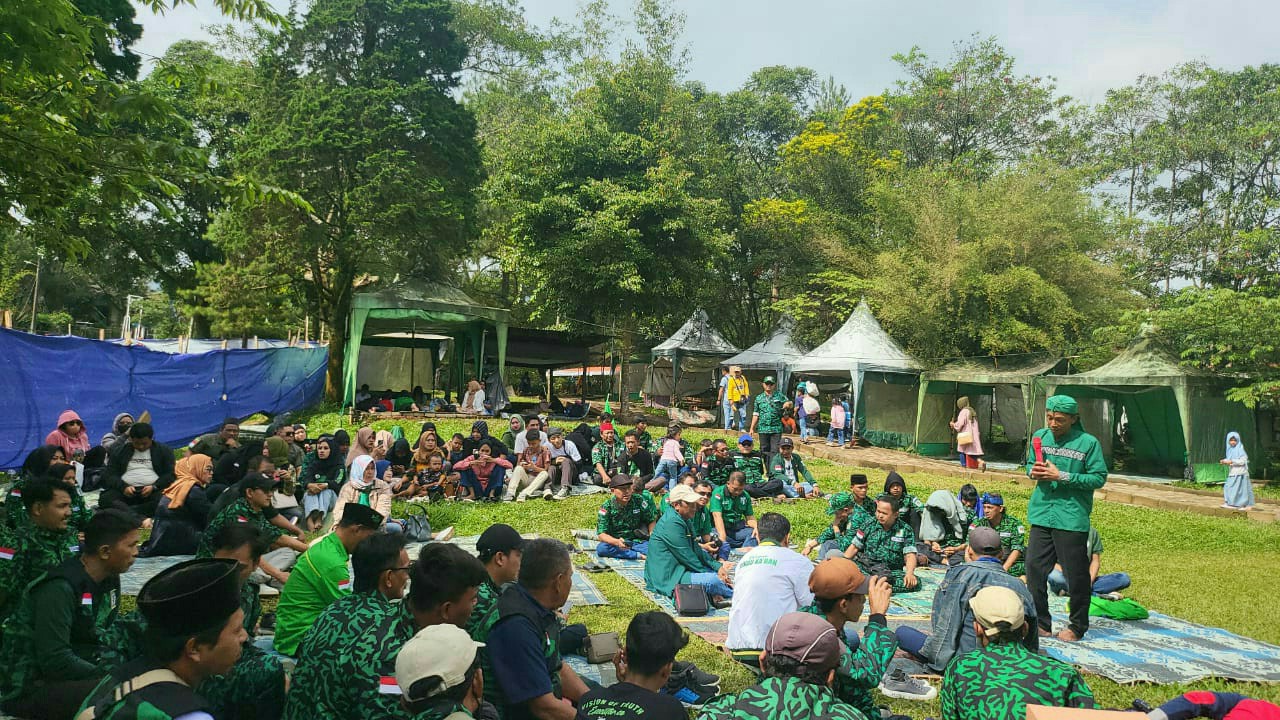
[726,512,815,651]
[513,416,550,454]
[543,427,581,501]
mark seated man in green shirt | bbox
[710,472,759,561]
[0,509,141,720]
[698,612,867,720]
[0,480,80,625]
[973,493,1026,577]
[802,492,861,559]
[273,502,384,655]
[769,437,818,499]
[844,496,920,594]
[596,474,658,560]
[939,586,1094,720]
[646,485,734,602]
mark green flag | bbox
[604,395,612,414]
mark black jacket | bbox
[101,442,176,492]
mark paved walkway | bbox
[787,439,1279,523]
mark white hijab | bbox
[349,454,375,489]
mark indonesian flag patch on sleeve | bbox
[378,677,401,695]
[236,516,249,523]
[8,488,19,498]
[81,593,93,606]
[0,547,14,561]
[337,577,351,591]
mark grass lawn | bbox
[288,406,1280,715]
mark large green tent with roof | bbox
[914,354,1067,459]
[1033,331,1258,481]
[343,280,509,408]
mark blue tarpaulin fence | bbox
[0,328,328,469]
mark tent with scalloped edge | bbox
[720,315,807,395]
[787,300,922,448]
[643,309,739,406]
[1032,331,1258,482]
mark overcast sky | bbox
[136,0,1274,104]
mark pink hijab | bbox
[45,409,91,459]
[347,426,375,468]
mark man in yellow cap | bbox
[938,586,1094,720]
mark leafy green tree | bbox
[885,35,1071,178]
[196,0,483,398]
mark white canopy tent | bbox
[787,300,922,447]
[644,309,739,406]
[720,316,806,393]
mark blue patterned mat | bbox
[573,536,1280,685]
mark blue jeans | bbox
[718,523,758,560]
[780,481,814,498]
[385,519,404,534]
[827,426,845,444]
[597,540,648,560]
[1048,569,1131,596]
[722,402,736,430]
[656,459,681,486]
[459,466,507,500]
[689,571,734,599]
[895,626,929,662]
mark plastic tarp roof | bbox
[1037,333,1257,482]
[651,310,739,358]
[344,280,510,407]
[788,300,921,375]
[923,354,1064,385]
[0,328,326,469]
[110,338,325,353]
[503,328,607,369]
[721,316,806,370]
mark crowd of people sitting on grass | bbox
[0,394,1274,720]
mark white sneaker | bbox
[515,494,528,503]
[434,526,455,542]
[878,669,937,701]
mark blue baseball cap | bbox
[738,434,754,445]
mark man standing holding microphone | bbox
[1025,395,1108,643]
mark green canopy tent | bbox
[914,355,1066,459]
[1033,332,1258,482]
[343,280,510,408]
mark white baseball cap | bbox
[395,624,485,701]
[669,484,701,505]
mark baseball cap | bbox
[764,612,842,674]
[763,375,776,384]
[669,485,701,505]
[808,558,870,599]
[825,491,854,515]
[240,473,276,493]
[396,624,485,702]
[477,524,524,557]
[967,526,1001,554]
[968,586,1025,636]
[779,437,794,448]
[738,434,753,445]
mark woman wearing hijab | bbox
[346,426,376,468]
[8,446,67,528]
[142,453,216,556]
[330,454,394,532]
[460,379,486,414]
[99,413,135,451]
[265,435,302,524]
[950,396,986,471]
[500,415,525,455]
[462,419,508,458]
[387,437,414,474]
[44,409,91,462]
[1220,431,1254,510]
[300,437,344,531]
[373,429,394,460]
[411,432,446,474]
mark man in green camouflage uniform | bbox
[283,534,417,720]
[731,435,767,486]
[468,523,524,638]
[5,464,94,534]
[801,559,896,720]
[939,586,1093,720]
[0,481,80,624]
[596,475,658,561]
[700,440,736,486]
[198,474,307,587]
[848,475,877,520]
[750,376,789,457]
[591,423,623,485]
[698,611,867,720]
[199,523,287,720]
[1,510,140,720]
[804,493,864,559]
[632,419,654,453]
[844,496,920,594]
[973,493,1026,577]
